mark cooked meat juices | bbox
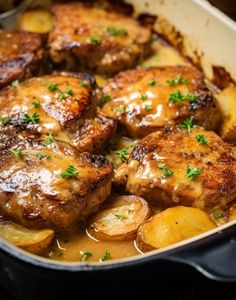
[0,30,45,88]
[102,66,221,137]
[0,72,115,152]
[0,138,112,229]
[48,3,152,75]
[115,127,236,210]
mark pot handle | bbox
[167,224,236,282]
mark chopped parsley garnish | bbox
[105,27,128,36]
[101,250,111,261]
[158,163,174,178]
[186,165,201,180]
[66,88,73,96]
[80,251,92,261]
[89,36,103,44]
[23,112,40,124]
[10,149,23,158]
[115,105,126,113]
[112,147,129,162]
[115,214,123,220]
[103,94,111,103]
[11,80,19,88]
[212,210,226,220]
[166,74,189,86]
[149,79,156,86]
[1,116,10,127]
[42,134,54,146]
[80,81,88,87]
[48,83,58,91]
[61,165,79,178]
[196,135,208,145]
[143,104,152,111]
[56,92,66,101]
[36,153,52,160]
[140,94,148,101]
[168,90,198,104]
[180,118,194,133]
[33,101,41,108]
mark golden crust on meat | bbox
[0,139,113,230]
[101,66,221,137]
[115,127,236,210]
[0,30,45,88]
[0,72,115,153]
[48,3,152,75]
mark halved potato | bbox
[229,205,236,221]
[217,86,236,143]
[137,206,216,252]
[88,195,151,241]
[18,10,53,34]
[0,221,54,254]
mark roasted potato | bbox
[18,10,53,34]
[88,195,151,241]
[217,86,236,143]
[137,206,216,251]
[0,221,54,254]
[229,205,236,221]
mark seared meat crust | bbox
[115,127,236,210]
[48,3,152,76]
[0,30,45,88]
[0,138,113,230]
[102,66,221,137]
[0,72,115,152]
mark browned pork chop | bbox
[0,138,113,230]
[101,66,221,137]
[0,72,115,153]
[115,127,236,210]
[0,30,45,88]
[48,3,152,75]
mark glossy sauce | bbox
[44,40,189,262]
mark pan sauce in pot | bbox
[1,2,236,263]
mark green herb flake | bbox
[42,134,54,146]
[143,104,152,111]
[11,80,19,88]
[115,214,123,220]
[180,118,194,133]
[158,163,174,178]
[61,165,79,178]
[105,27,128,36]
[186,165,201,180]
[23,112,40,124]
[115,105,126,113]
[33,101,41,108]
[140,94,148,101]
[66,88,73,96]
[89,36,103,45]
[101,250,111,261]
[103,94,111,103]
[80,251,92,261]
[10,149,23,158]
[80,81,88,87]
[166,74,189,86]
[36,153,52,160]
[149,79,156,86]
[112,147,129,162]
[212,210,226,221]
[48,83,58,91]
[168,90,198,104]
[196,135,208,145]
[56,92,66,101]
[1,116,10,127]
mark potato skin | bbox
[88,195,151,241]
[218,86,236,143]
[137,206,216,252]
